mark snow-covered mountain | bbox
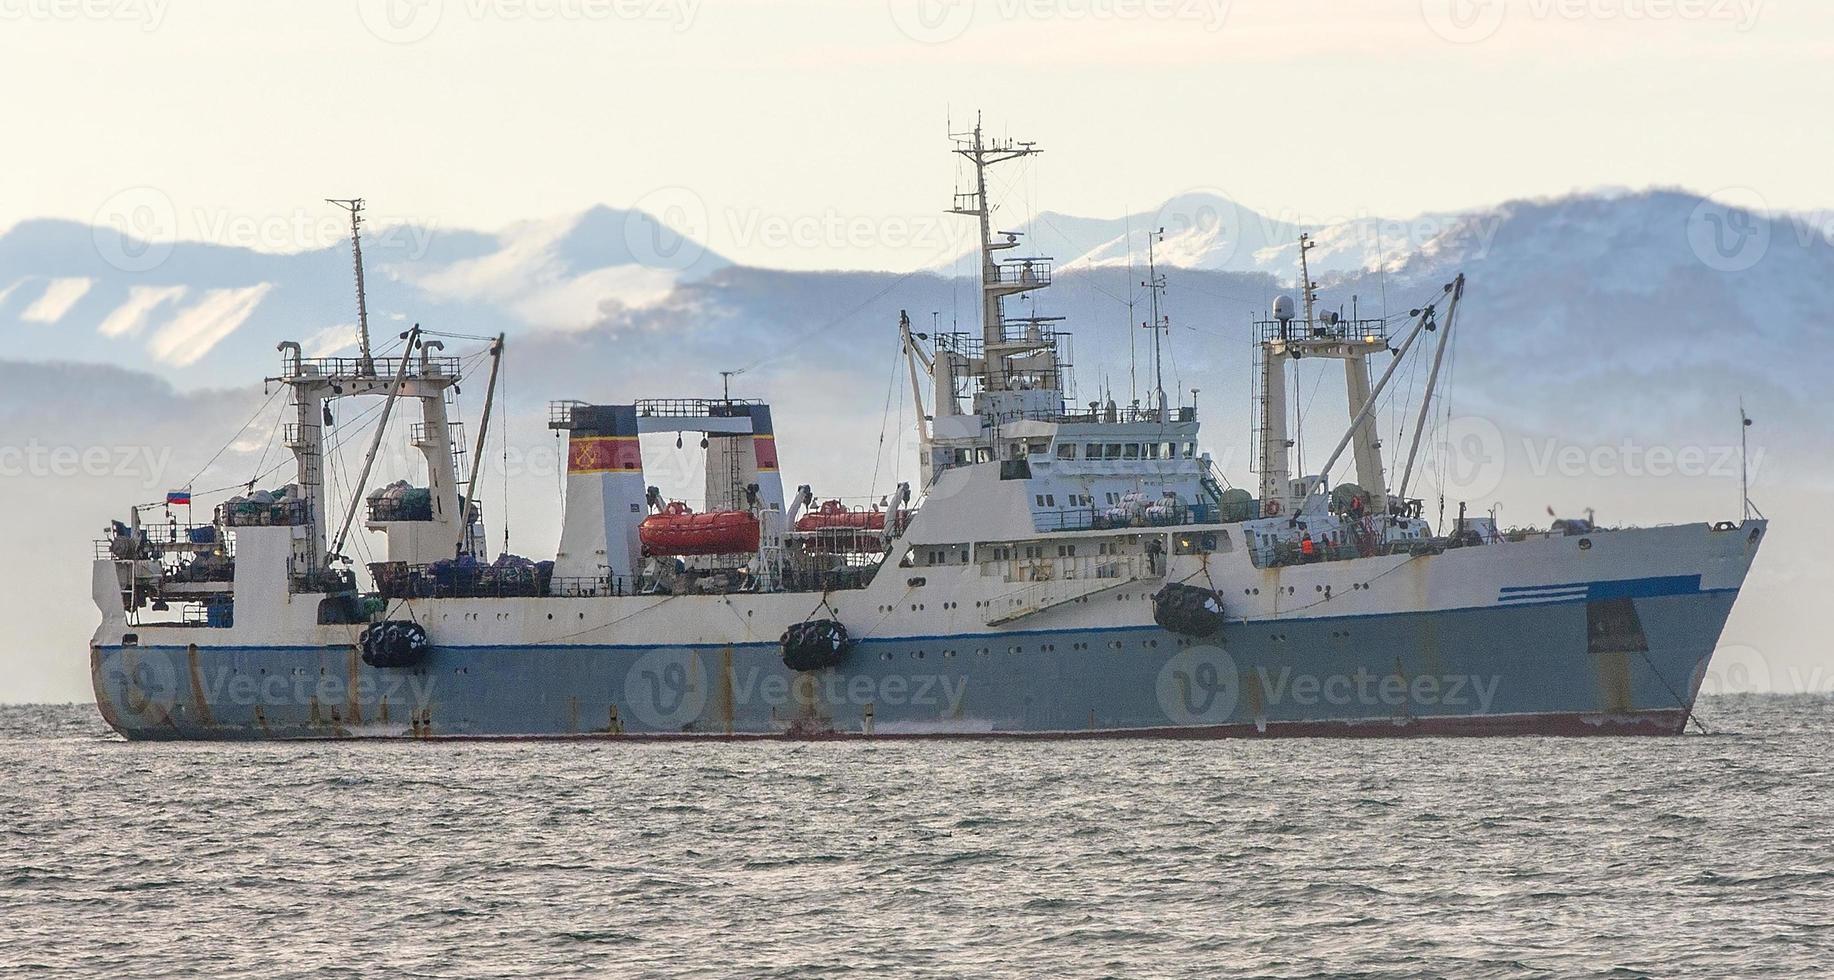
[931,191,1492,280]
[0,205,729,387]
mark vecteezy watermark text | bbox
[0,442,174,488]
[0,0,168,30]
[1423,0,1764,44]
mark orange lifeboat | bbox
[639,501,760,556]
[794,499,886,533]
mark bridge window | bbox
[1057,443,1077,460]
[1123,444,1141,460]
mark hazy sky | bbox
[2,0,1828,270]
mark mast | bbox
[1398,274,1465,501]
[326,198,376,376]
[1311,300,1442,496]
[948,113,1042,394]
[329,325,420,564]
[460,334,506,552]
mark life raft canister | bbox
[360,620,430,668]
[1151,583,1227,638]
[780,619,852,672]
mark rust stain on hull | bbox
[186,644,215,728]
[345,646,363,726]
[89,646,125,734]
[1596,651,1634,715]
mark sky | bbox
[1,0,1830,272]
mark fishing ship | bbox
[89,123,1765,740]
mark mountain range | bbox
[0,187,1828,702]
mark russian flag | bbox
[167,490,192,506]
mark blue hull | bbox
[92,589,1736,739]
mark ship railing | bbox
[984,553,1156,587]
[94,522,230,560]
[992,260,1052,288]
[982,406,1198,427]
[219,499,310,528]
[410,420,466,450]
[282,422,319,448]
[635,397,765,419]
[934,328,1073,360]
[1033,503,1217,534]
[776,566,876,594]
[1255,316,1390,346]
[368,561,639,600]
[1248,528,1420,569]
[548,399,590,429]
[282,354,463,381]
[366,496,478,525]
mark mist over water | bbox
[3,695,1831,978]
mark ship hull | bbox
[91,586,1736,740]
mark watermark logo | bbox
[358,0,699,43]
[1154,189,1243,269]
[624,186,712,272]
[1422,0,1507,42]
[1156,644,1238,725]
[1698,642,1769,695]
[93,186,177,273]
[1687,188,1770,273]
[357,0,444,43]
[891,0,1228,44]
[1431,415,1508,501]
[1424,0,1764,44]
[88,194,440,274]
[889,0,974,42]
[109,652,180,719]
[623,648,708,729]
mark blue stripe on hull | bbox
[91,590,1738,740]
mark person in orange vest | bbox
[1300,532,1317,562]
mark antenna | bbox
[1142,227,1170,416]
[1298,232,1319,330]
[720,369,745,403]
[1125,211,1137,405]
[326,198,375,375]
[1740,400,1753,521]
